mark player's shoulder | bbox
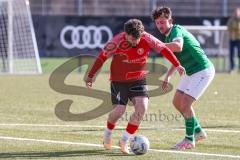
[170,24,188,36]
[111,32,125,42]
[141,31,158,42]
[142,31,153,38]
[102,32,125,54]
[141,31,164,49]
[172,24,184,31]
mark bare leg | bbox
[107,104,126,124]
[119,96,148,154]
[130,96,148,125]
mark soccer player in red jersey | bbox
[85,19,185,154]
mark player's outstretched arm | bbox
[175,65,185,76]
[85,77,93,88]
[162,65,175,91]
[160,46,181,67]
[143,32,180,67]
[85,33,122,88]
[162,65,185,91]
[165,39,183,53]
[85,52,108,88]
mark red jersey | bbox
[88,32,180,82]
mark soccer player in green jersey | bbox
[151,6,215,150]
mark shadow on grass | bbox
[0,149,135,159]
[61,124,240,133]
[203,125,240,129]
[61,127,160,133]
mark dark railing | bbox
[29,0,240,17]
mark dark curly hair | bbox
[124,19,144,39]
[151,6,172,20]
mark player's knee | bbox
[116,106,126,116]
[132,98,148,120]
[180,104,192,117]
[172,99,180,108]
[181,96,193,109]
[181,102,190,112]
[131,110,145,123]
[110,105,126,118]
[136,105,147,118]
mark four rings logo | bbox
[60,25,113,49]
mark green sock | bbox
[185,117,196,141]
[194,116,203,133]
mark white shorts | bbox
[177,66,215,100]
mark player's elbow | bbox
[165,42,182,53]
[171,41,183,53]
[174,44,183,52]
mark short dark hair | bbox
[124,19,144,39]
[151,6,172,20]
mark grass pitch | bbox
[0,58,239,160]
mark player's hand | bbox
[85,77,93,88]
[162,76,170,91]
[176,66,186,76]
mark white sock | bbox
[105,128,112,137]
[121,131,131,142]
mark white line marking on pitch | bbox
[172,128,240,133]
[0,123,240,133]
[0,136,240,159]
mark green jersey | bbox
[165,24,212,75]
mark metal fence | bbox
[29,0,240,17]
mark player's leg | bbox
[103,104,127,150]
[172,89,202,135]
[171,93,196,150]
[129,96,148,125]
[173,76,200,140]
[124,96,148,141]
[172,75,190,113]
[172,90,185,113]
[237,40,240,72]
[173,76,201,138]
[173,90,202,137]
[229,40,236,72]
[119,79,149,154]
[171,76,195,149]
[173,66,215,150]
[103,82,129,150]
[186,65,215,137]
[119,96,148,154]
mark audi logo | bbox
[60,25,113,49]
